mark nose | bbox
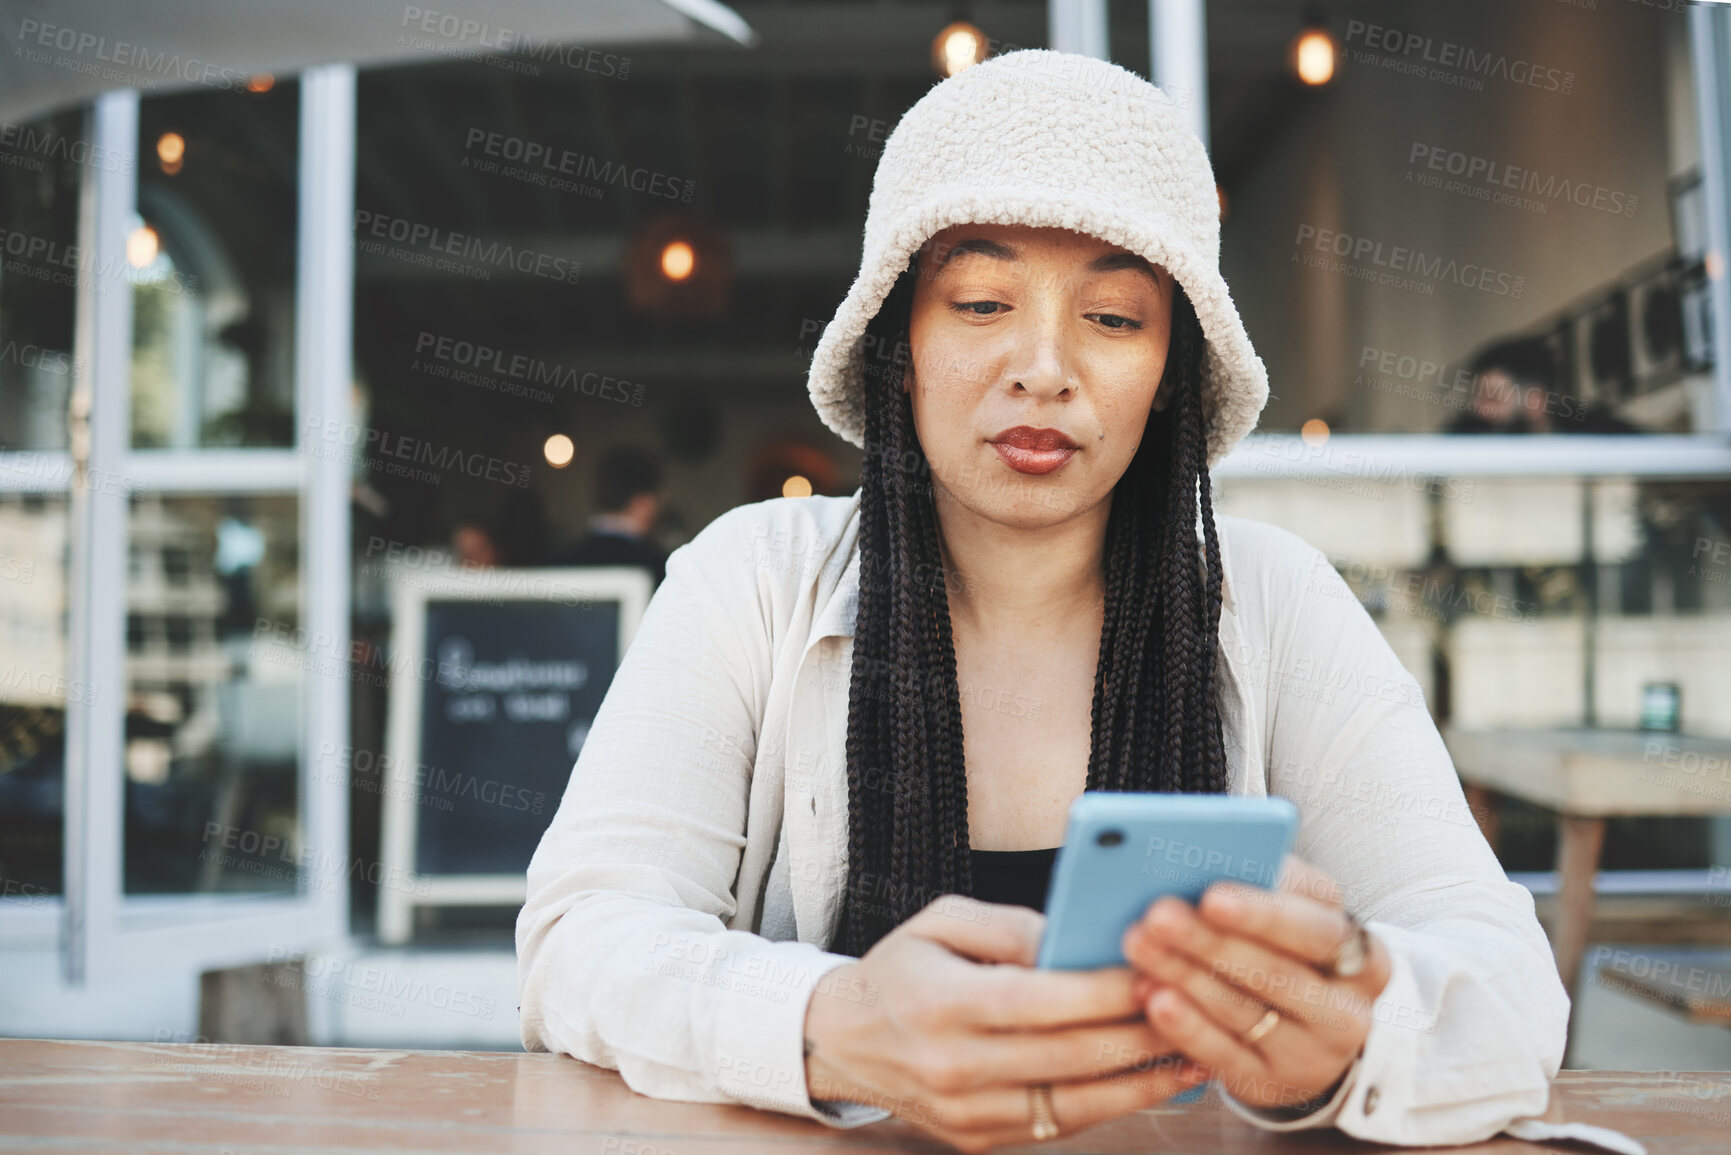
[1006,301,1076,402]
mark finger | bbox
[1128,934,1359,1043]
[1122,936,1277,1039]
[936,1020,1181,1091]
[905,894,1043,966]
[913,1054,1210,1149]
[1195,880,1356,970]
[957,963,1147,1031]
[1132,899,1366,1024]
[1142,986,1269,1082]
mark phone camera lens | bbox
[1097,829,1124,848]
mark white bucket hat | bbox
[806,48,1268,467]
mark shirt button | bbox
[1363,1086,1380,1115]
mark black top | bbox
[969,846,1061,913]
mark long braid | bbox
[834,264,1226,958]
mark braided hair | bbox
[832,254,1228,958]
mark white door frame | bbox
[0,67,357,983]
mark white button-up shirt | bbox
[516,492,1570,1145]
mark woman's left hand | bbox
[1120,856,1393,1112]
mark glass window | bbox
[0,109,84,453]
[124,493,301,895]
[0,494,71,900]
[1215,474,1731,873]
[1210,1,1706,435]
[131,82,299,449]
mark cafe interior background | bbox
[1,0,1730,1068]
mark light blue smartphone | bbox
[1035,792,1300,971]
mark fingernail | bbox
[1209,890,1243,920]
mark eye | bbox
[950,300,1007,317]
[1088,313,1143,331]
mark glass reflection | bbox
[131,82,299,449]
[125,494,301,895]
[0,109,83,453]
[0,495,70,899]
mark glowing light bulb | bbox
[127,225,159,269]
[782,474,813,499]
[660,241,696,281]
[1293,29,1337,87]
[932,21,987,78]
[544,434,575,468]
[1301,418,1330,446]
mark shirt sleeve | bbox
[1216,525,1569,1146]
[514,505,889,1129]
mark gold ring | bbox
[1028,1082,1059,1141]
[1241,1008,1282,1046]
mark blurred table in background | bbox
[1445,728,1731,1046]
[2,1038,1728,1153]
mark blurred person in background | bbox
[450,520,502,568]
[556,443,668,587]
[1449,336,1635,434]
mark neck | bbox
[933,488,1110,638]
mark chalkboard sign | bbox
[378,566,652,943]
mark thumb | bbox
[904,894,1045,966]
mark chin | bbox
[931,469,1089,528]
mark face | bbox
[902,222,1177,530]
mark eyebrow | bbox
[932,237,1162,288]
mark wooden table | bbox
[2,1038,1729,1153]
[1444,728,1731,1022]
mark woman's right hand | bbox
[802,894,1211,1153]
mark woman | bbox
[516,49,1567,1152]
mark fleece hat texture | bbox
[806,48,1268,467]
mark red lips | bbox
[991,426,1080,451]
[989,426,1080,475]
